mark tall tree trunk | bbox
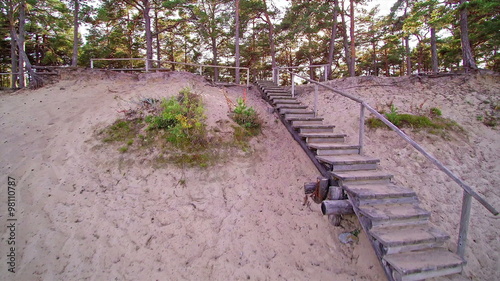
[430,27,438,74]
[235,0,240,84]
[212,37,218,82]
[154,7,161,64]
[327,0,339,80]
[263,0,276,83]
[349,0,355,77]
[71,0,79,67]
[8,0,18,88]
[459,0,477,72]
[143,0,153,70]
[18,0,26,88]
[340,1,351,76]
[405,36,411,75]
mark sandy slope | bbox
[295,73,500,281]
[0,70,384,281]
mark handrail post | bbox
[90,59,94,69]
[457,191,472,259]
[314,84,318,117]
[291,73,295,98]
[359,103,365,155]
[324,65,328,82]
[145,59,149,72]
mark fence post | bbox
[145,59,149,72]
[90,59,94,69]
[324,65,328,81]
[359,103,365,155]
[314,84,318,117]
[291,73,295,98]
[457,191,472,259]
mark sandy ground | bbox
[295,73,500,281]
[0,70,385,281]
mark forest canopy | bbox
[1,0,499,87]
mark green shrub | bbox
[146,87,207,148]
[232,98,262,135]
[102,119,138,143]
[385,104,400,126]
[430,107,442,117]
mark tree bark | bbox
[71,0,79,67]
[18,0,25,88]
[340,1,351,76]
[8,0,18,88]
[235,0,240,84]
[211,36,218,81]
[327,0,339,80]
[154,6,161,64]
[349,0,355,77]
[430,27,438,74]
[143,0,153,70]
[262,0,276,83]
[459,0,477,72]
[405,36,411,75]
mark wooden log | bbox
[313,177,329,204]
[321,200,354,216]
[328,187,344,226]
[304,182,316,195]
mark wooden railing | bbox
[90,58,251,88]
[274,64,330,84]
[276,69,498,259]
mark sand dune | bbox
[1,70,385,280]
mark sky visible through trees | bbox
[1,0,498,87]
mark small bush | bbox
[366,105,462,134]
[233,98,261,130]
[430,107,442,117]
[146,87,207,148]
[102,119,139,143]
[385,104,401,126]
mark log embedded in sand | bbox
[321,200,353,216]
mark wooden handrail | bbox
[282,69,498,216]
[90,58,251,88]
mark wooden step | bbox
[279,108,313,115]
[272,99,301,105]
[308,143,360,155]
[286,116,324,122]
[269,95,295,101]
[383,248,464,281]
[292,124,335,134]
[357,203,430,227]
[370,224,450,254]
[285,113,316,120]
[331,170,393,185]
[299,132,346,143]
[317,154,380,171]
[263,88,292,93]
[275,104,308,110]
[290,120,324,126]
[268,93,292,99]
[344,183,418,205]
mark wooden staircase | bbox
[255,80,465,281]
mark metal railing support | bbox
[324,65,328,82]
[291,73,295,98]
[457,192,472,258]
[359,104,365,154]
